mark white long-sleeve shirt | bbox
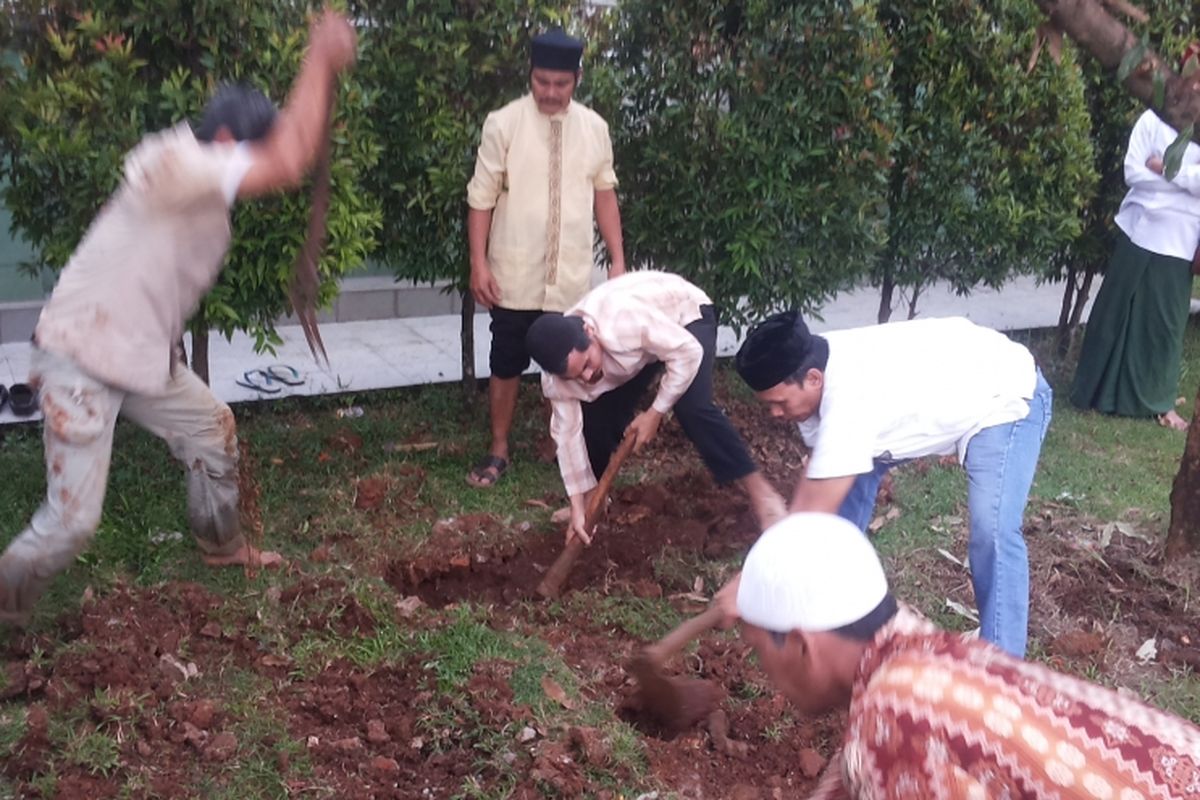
[800,317,1037,479]
[1115,110,1200,260]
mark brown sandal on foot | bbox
[466,454,509,488]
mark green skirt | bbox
[1070,232,1193,417]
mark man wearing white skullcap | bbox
[737,513,1200,800]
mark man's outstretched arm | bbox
[790,474,857,515]
[238,9,358,198]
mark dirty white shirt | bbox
[466,94,618,312]
[800,317,1037,480]
[36,124,252,396]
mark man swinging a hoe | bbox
[0,9,358,625]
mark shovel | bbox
[535,432,637,600]
[627,604,725,733]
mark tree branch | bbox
[1034,0,1200,136]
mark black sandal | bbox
[0,384,8,412]
[8,383,37,417]
[466,454,509,488]
[236,369,282,394]
[266,365,305,386]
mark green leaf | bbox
[1164,123,1194,182]
[1117,38,1148,83]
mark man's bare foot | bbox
[202,544,285,568]
[1157,409,1189,431]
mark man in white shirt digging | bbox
[726,313,1052,658]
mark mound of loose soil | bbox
[386,470,759,608]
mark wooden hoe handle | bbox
[536,433,637,599]
[289,74,337,367]
[641,604,726,669]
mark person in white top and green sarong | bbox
[1071,49,1200,431]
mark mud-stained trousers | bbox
[0,348,242,622]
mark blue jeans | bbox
[836,371,1053,658]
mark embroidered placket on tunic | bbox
[545,118,563,286]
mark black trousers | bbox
[581,305,757,484]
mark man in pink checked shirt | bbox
[524,270,785,545]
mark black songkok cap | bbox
[531,27,584,72]
[735,311,829,392]
[526,313,590,375]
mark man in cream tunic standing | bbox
[465,27,626,488]
[0,10,358,624]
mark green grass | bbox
[210,669,312,800]
[1142,669,1200,722]
[0,707,26,758]
[0,377,565,625]
[557,594,684,641]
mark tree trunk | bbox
[1056,264,1077,355]
[1068,267,1096,330]
[905,283,923,320]
[1166,381,1200,557]
[192,321,210,385]
[878,270,895,324]
[1055,264,1099,357]
[460,289,476,406]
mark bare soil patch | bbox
[385,470,757,609]
[4,392,1198,798]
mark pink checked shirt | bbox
[541,271,712,497]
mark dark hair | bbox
[525,313,591,375]
[767,593,898,647]
[783,336,829,385]
[194,84,278,143]
[831,593,898,642]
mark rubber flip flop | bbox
[7,383,38,417]
[266,365,305,386]
[236,369,281,394]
